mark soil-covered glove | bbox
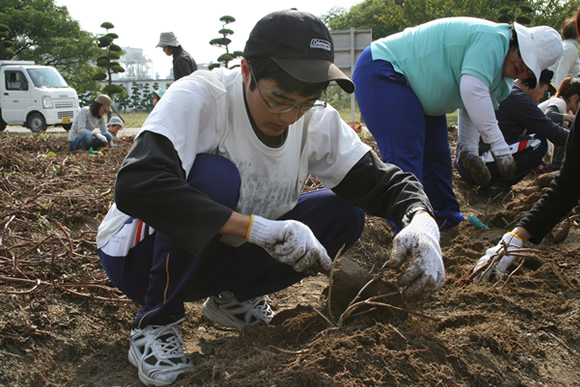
[472,232,523,282]
[247,215,331,273]
[460,151,491,187]
[388,213,444,302]
[493,153,516,177]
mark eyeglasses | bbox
[249,66,327,114]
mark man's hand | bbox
[247,215,331,273]
[472,232,523,282]
[493,153,516,177]
[388,212,444,302]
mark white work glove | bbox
[493,153,517,177]
[95,133,108,144]
[472,232,523,282]
[246,215,331,273]
[460,150,491,186]
[388,213,445,302]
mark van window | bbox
[26,68,68,88]
[5,71,28,91]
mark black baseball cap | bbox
[243,9,355,94]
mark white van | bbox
[0,60,80,132]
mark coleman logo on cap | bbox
[310,39,331,51]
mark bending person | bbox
[353,17,562,229]
[97,10,445,386]
[539,76,580,170]
[68,94,112,151]
[455,70,569,195]
[474,109,580,281]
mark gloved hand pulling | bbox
[493,153,516,177]
[95,133,108,144]
[388,212,444,302]
[460,151,491,187]
[247,215,331,273]
[472,232,523,282]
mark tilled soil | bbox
[1,129,579,386]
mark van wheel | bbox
[62,124,72,131]
[0,118,6,131]
[28,113,46,132]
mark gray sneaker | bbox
[128,318,193,386]
[202,291,274,330]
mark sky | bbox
[54,0,362,79]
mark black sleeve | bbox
[331,150,433,229]
[496,89,569,146]
[115,131,233,254]
[544,105,565,124]
[518,116,580,243]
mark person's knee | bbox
[187,154,241,207]
[324,192,366,235]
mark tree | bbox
[0,24,15,59]
[117,86,131,113]
[129,82,142,111]
[323,0,580,40]
[142,82,153,112]
[0,0,102,96]
[94,22,125,100]
[208,15,243,70]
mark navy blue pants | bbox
[353,47,464,229]
[99,154,365,327]
[455,135,547,188]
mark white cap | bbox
[107,116,123,127]
[156,32,179,47]
[514,23,563,87]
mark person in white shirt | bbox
[97,9,445,386]
[538,76,580,169]
[550,17,580,89]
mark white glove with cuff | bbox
[95,133,108,144]
[472,232,523,282]
[388,212,445,302]
[246,215,331,273]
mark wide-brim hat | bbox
[156,32,179,48]
[94,94,112,113]
[243,9,355,94]
[514,23,563,88]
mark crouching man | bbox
[97,9,445,386]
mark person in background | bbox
[353,17,562,230]
[474,5,580,284]
[156,32,197,80]
[474,92,580,282]
[538,76,580,170]
[68,94,111,151]
[455,69,569,196]
[152,88,166,107]
[550,16,580,89]
[106,116,124,147]
[97,9,445,386]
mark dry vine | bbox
[0,133,133,301]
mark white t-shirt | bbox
[97,68,370,248]
[538,97,567,115]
